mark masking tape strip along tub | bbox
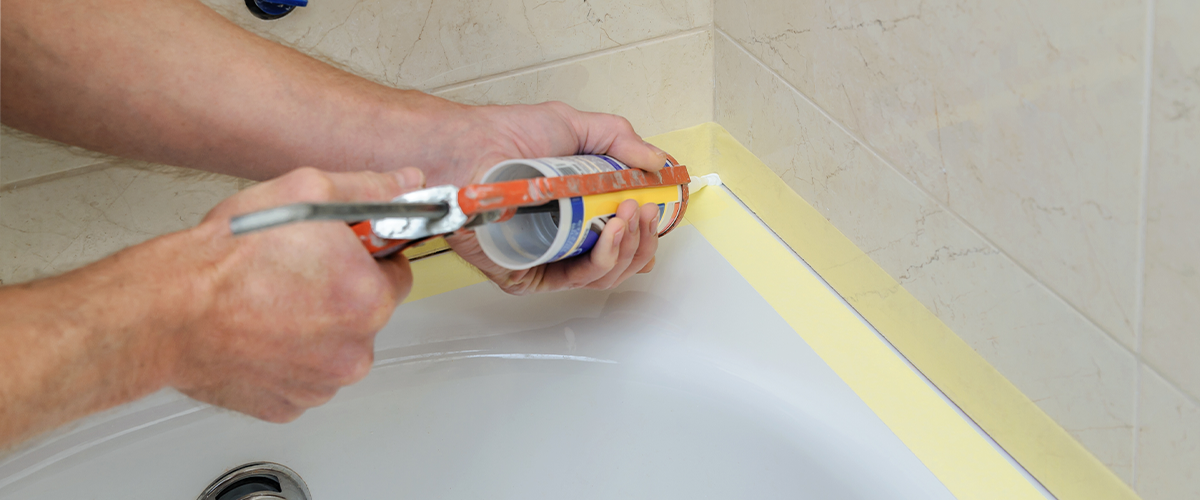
[646,123,1137,500]
[405,123,1136,500]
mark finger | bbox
[281,384,340,409]
[536,218,626,293]
[375,252,415,306]
[587,200,642,290]
[253,395,306,424]
[180,381,305,424]
[638,256,656,274]
[571,110,666,172]
[613,203,661,283]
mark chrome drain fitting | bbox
[197,462,311,500]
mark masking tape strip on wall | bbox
[647,122,1138,500]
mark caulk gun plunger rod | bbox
[230,202,450,235]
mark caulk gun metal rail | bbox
[228,201,562,235]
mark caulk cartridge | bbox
[474,155,690,270]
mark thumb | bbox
[606,138,669,173]
[324,167,426,202]
[570,110,668,173]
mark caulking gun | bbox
[228,161,694,260]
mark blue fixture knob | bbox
[245,0,307,20]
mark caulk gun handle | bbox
[350,221,414,258]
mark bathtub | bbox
[0,188,1047,499]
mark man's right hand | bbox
[0,167,426,448]
[164,167,425,423]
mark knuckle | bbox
[340,278,396,326]
[500,282,534,296]
[259,404,303,424]
[566,277,594,290]
[332,348,374,385]
[599,278,621,290]
[345,289,395,333]
[543,101,579,119]
[363,302,394,332]
[362,172,397,200]
[293,387,338,407]
[608,114,635,132]
[289,168,337,201]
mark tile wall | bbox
[0,0,713,284]
[713,0,1197,497]
[1139,0,1200,497]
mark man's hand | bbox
[432,102,670,186]
[3,0,670,296]
[443,102,669,294]
[448,200,662,295]
[0,168,424,447]
[167,167,425,423]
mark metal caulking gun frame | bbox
[229,161,692,258]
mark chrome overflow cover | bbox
[197,462,311,500]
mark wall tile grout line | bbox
[426,27,712,95]
[1131,0,1157,489]
[705,0,716,122]
[1,160,119,192]
[714,27,1129,355]
[715,27,1200,412]
[1141,357,1200,409]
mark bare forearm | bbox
[1,0,469,181]
[0,228,209,449]
[0,168,424,449]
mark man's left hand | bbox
[443,101,668,294]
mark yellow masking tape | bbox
[681,185,1041,499]
[402,236,452,261]
[648,123,1138,500]
[404,251,486,304]
[404,123,1132,500]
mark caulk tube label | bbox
[560,184,688,259]
[475,155,688,270]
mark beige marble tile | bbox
[200,0,710,90]
[0,164,142,285]
[435,30,714,138]
[715,35,1138,483]
[715,0,1146,348]
[1137,365,1200,499]
[97,165,241,238]
[1,127,111,186]
[1,163,241,285]
[1142,0,1200,402]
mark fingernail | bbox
[395,168,425,189]
[627,211,639,234]
[643,141,668,170]
[612,228,625,249]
